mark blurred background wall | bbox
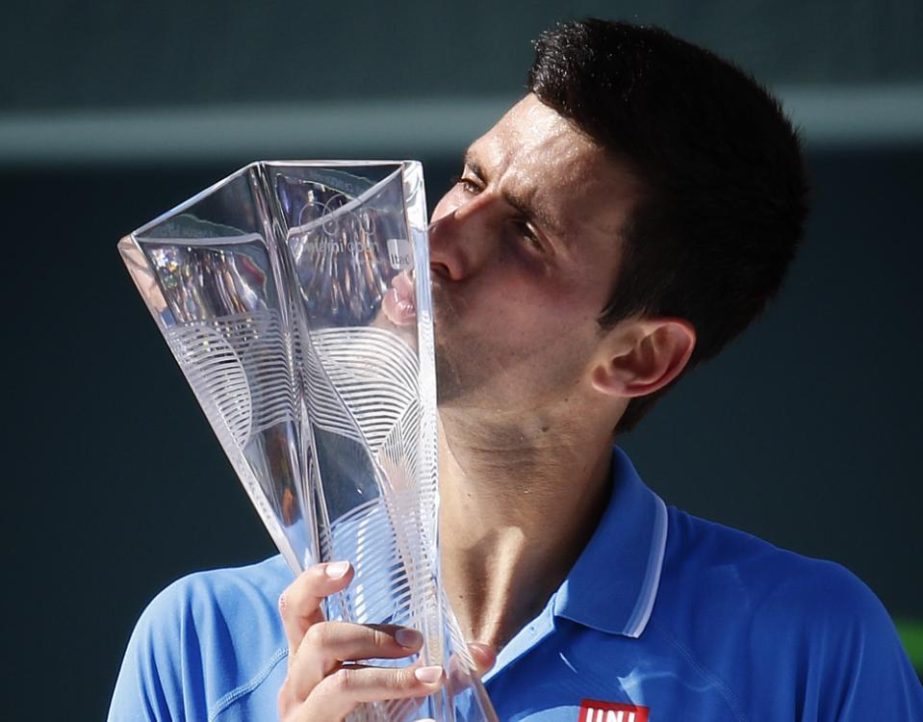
[2,1,921,717]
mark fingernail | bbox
[324,561,350,579]
[395,628,422,648]
[414,665,443,684]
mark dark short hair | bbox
[529,19,810,434]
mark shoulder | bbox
[108,556,291,722]
[147,554,292,622]
[660,507,884,629]
[654,508,923,718]
[136,554,291,662]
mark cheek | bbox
[479,280,599,353]
[494,270,595,326]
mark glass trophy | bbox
[119,161,497,722]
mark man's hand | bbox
[277,561,495,722]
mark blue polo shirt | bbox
[108,447,923,721]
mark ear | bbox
[590,318,696,399]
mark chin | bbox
[434,344,466,405]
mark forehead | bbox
[469,94,643,247]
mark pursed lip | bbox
[382,270,417,326]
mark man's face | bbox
[429,94,645,416]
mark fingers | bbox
[277,560,464,722]
[286,622,423,700]
[278,561,353,659]
[445,642,496,697]
[467,642,497,678]
[297,662,444,721]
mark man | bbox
[109,19,923,721]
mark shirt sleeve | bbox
[107,560,292,722]
[107,579,211,722]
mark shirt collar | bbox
[551,445,668,638]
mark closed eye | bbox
[512,218,544,251]
[450,173,483,195]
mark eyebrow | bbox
[464,151,564,240]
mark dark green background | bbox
[2,1,921,718]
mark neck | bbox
[437,405,617,651]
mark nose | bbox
[428,190,496,282]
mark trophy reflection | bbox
[119,161,497,722]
